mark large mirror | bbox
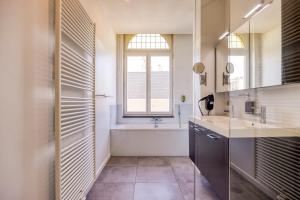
[215,37,229,93]
[216,21,250,92]
[249,0,282,88]
[215,0,282,92]
[228,22,250,91]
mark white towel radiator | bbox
[55,0,96,199]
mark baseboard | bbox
[230,163,276,199]
[96,153,111,179]
[85,153,111,197]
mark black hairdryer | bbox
[198,94,214,116]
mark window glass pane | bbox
[150,56,170,112]
[127,34,169,49]
[127,56,147,112]
[229,55,246,90]
[228,33,245,49]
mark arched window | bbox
[127,34,170,49]
[228,33,245,48]
[124,34,173,116]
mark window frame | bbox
[124,49,173,117]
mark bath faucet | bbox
[151,117,162,128]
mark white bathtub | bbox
[110,124,188,156]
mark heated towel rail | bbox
[256,137,300,200]
[55,0,96,199]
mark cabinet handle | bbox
[195,128,206,132]
[199,127,206,132]
[207,134,221,140]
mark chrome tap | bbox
[260,106,267,124]
[151,117,162,128]
[254,105,267,124]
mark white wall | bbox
[261,26,282,87]
[173,35,194,105]
[193,0,201,117]
[116,34,193,124]
[0,0,55,199]
[199,0,228,116]
[0,1,116,199]
[79,0,116,175]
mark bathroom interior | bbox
[1,0,300,200]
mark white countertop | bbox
[190,116,300,138]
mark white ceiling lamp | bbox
[243,0,274,19]
[252,2,272,17]
[219,31,229,40]
[243,3,263,19]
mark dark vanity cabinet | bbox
[189,121,229,200]
[189,122,195,163]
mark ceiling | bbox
[97,0,194,34]
[234,0,281,33]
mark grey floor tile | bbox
[195,174,220,200]
[173,166,195,183]
[134,183,184,200]
[168,157,194,168]
[87,182,134,200]
[136,166,176,183]
[107,156,138,166]
[97,166,137,183]
[177,182,195,200]
[138,156,170,166]
[230,169,271,200]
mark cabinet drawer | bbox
[197,128,229,200]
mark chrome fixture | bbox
[151,117,162,128]
[259,106,267,124]
[252,105,267,124]
[193,62,207,85]
[223,62,234,85]
[95,94,113,98]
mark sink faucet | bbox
[151,117,162,128]
[254,106,267,124]
[260,106,267,124]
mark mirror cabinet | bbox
[216,0,300,93]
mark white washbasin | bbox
[191,116,300,138]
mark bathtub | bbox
[110,124,189,156]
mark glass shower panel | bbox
[229,1,300,200]
[193,0,231,199]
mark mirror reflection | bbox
[249,0,282,88]
[216,37,230,93]
[215,0,282,93]
[228,22,250,91]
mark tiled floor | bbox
[230,169,271,200]
[87,156,219,200]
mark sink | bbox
[191,115,300,138]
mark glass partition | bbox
[229,1,300,200]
